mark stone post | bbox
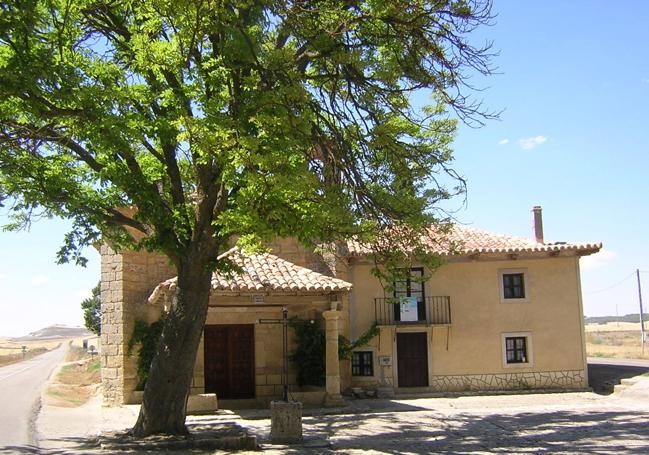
[270,401,303,444]
[322,310,345,406]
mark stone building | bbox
[100,207,601,407]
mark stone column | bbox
[322,310,345,406]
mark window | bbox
[393,268,426,321]
[505,337,527,363]
[352,351,374,376]
[501,332,533,368]
[499,269,529,303]
[503,273,525,299]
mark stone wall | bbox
[428,369,586,392]
[100,244,176,405]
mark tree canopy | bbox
[81,281,101,335]
[0,0,495,436]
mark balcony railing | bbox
[374,296,451,326]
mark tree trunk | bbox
[130,252,213,437]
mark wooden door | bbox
[397,332,429,387]
[204,324,255,399]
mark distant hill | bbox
[585,313,649,325]
[10,325,92,341]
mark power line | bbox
[584,272,636,294]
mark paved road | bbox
[0,343,67,450]
[588,357,649,368]
[588,358,649,394]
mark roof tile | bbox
[148,249,352,305]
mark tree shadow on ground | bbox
[280,408,649,454]
[0,436,99,454]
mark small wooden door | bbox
[204,324,255,399]
[397,332,429,387]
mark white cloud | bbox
[31,274,51,286]
[498,138,509,145]
[581,249,616,270]
[642,78,649,84]
[0,273,6,281]
[518,135,547,150]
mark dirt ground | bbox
[585,323,648,360]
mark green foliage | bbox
[0,0,495,269]
[289,318,379,386]
[80,282,101,335]
[128,318,165,390]
[289,318,326,387]
[338,323,380,360]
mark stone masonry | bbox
[428,369,586,392]
[100,244,175,405]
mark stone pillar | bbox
[322,310,345,406]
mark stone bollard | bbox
[270,401,303,444]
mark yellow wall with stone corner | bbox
[347,255,588,390]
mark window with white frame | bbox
[499,269,529,303]
[501,332,533,367]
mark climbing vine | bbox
[289,319,326,387]
[127,318,165,390]
[338,323,380,360]
[289,318,379,386]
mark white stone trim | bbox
[498,268,530,303]
[501,332,534,368]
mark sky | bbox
[1,1,648,336]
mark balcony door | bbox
[393,268,426,322]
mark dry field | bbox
[585,322,649,360]
[46,346,101,407]
[0,337,63,367]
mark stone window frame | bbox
[499,268,530,304]
[501,332,534,369]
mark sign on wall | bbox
[399,296,418,322]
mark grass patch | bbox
[47,351,101,408]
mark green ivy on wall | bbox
[289,318,379,386]
[289,319,326,387]
[127,318,165,390]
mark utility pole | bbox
[637,269,646,355]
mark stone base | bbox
[126,392,218,414]
[324,393,346,407]
[187,393,218,414]
[376,386,396,399]
[270,401,303,444]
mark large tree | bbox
[0,0,495,436]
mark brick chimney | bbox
[532,206,544,244]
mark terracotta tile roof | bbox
[148,249,352,305]
[346,224,601,257]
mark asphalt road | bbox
[588,357,649,394]
[0,343,67,449]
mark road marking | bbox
[0,363,37,382]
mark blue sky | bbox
[1,1,648,336]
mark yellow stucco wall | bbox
[347,255,588,391]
